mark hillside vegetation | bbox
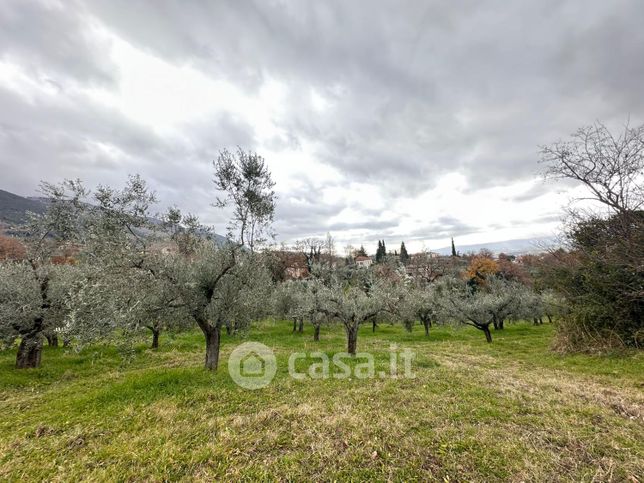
[1,323,642,481]
[0,189,46,227]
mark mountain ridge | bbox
[0,188,229,245]
[0,189,47,226]
[434,236,559,256]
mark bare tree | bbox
[323,232,336,261]
[295,237,325,271]
[540,121,644,215]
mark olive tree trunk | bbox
[204,325,222,370]
[481,324,493,343]
[346,324,358,356]
[16,332,43,369]
[17,271,49,369]
[151,327,160,349]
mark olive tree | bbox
[0,262,80,365]
[65,263,187,351]
[273,278,329,340]
[541,289,566,323]
[315,266,390,355]
[300,278,328,341]
[62,175,186,350]
[213,148,276,252]
[0,180,86,368]
[117,264,188,349]
[121,182,273,370]
[68,235,272,370]
[165,244,271,369]
[516,289,547,326]
[434,277,493,342]
[434,276,527,343]
[273,280,309,333]
[484,277,526,331]
[397,284,439,336]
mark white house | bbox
[355,255,373,268]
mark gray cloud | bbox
[1,0,643,249]
[0,84,255,230]
[0,0,116,87]
[82,0,643,192]
[406,216,480,241]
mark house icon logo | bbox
[240,351,265,376]
[228,342,276,389]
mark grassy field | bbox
[0,322,642,482]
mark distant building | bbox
[275,251,309,280]
[354,255,373,268]
[285,260,309,279]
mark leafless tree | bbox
[295,237,325,270]
[540,121,644,215]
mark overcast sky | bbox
[1,1,643,252]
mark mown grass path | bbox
[1,323,642,481]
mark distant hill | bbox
[0,189,47,226]
[434,236,559,256]
[0,188,229,245]
[192,229,230,247]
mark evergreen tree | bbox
[356,245,368,257]
[451,237,457,257]
[375,239,388,263]
[376,240,384,263]
[400,241,410,265]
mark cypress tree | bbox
[451,237,457,257]
[400,241,410,265]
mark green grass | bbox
[1,322,642,481]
